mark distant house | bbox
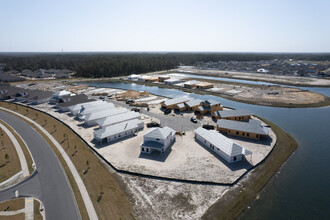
[174,103,186,111]
[127,74,140,80]
[217,119,269,140]
[194,127,252,163]
[183,80,200,89]
[195,82,214,89]
[161,97,190,109]
[138,75,151,81]
[195,99,222,115]
[78,102,115,119]
[56,95,95,112]
[144,76,159,83]
[158,75,170,82]
[212,109,251,121]
[164,78,182,85]
[94,119,144,143]
[140,126,176,154]
[49,90,73,104]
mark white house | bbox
[194,127,252,163]
[77,102,115,119]
[69,100,104,115]
[96,111,141,128]
[137,75,151,81]
[140,126,176,154]
[164,78,182,85]
[83,108,128,126]
[127,74,140,80]
[49,90,73,104]
[94,119,144,143]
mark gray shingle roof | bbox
[144,126,175,140]
[94,119,143,139]
[195,127,247,156]
[214,109,251,118]
[163,97,189,106]
[57,95,95,108]
[96,111,140,127]
[205,99,220,106]
[185,99,203,107]
[217,119,269,135]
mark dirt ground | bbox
[176,67,330,87]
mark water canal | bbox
[88,82,330,219]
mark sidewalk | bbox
[0,107,98,220]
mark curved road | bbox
[0,110,80,220]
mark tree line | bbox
[0,52,329,78]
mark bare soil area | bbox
[177,67,330,87]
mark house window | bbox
[156,138,160,141]
[256,134,259,138]
[247,133,249,137]
[146,148,149,152]
[236,131,239,135]
[235,117,237,120]
[205,140,206,143]
[142,147,144,152]
[234,156,237,161]
[242,133,245,136]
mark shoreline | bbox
[202,118,298,220]
[78,78,330,108]
[176,70,330,88]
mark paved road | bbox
[0,110,80,220]
[108,99,200,131]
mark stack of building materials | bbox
[216,119,269,140]
[195,82,214,89]
[140,126,176,154]
[183,80,201,88]
[94,119,144,143]
[96,111,141,128]
[194,127,252,163]
[84,108,128,126]
[158,75,170,82]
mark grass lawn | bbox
[0,198,24,211]
[202,119,298,220]
[0,102,135,220]
[33,199,43,220]
[0,213,24,220]
[0,122,21,183]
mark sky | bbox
[0,0,329,53]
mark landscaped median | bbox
[202,118,298,220]
[0,119,34,189]
[0,102,135,220]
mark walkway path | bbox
[0,107,98,220]
[25,197,34,220]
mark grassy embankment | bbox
[0,119,34,182]
[33,199,43,220]
[0,102,135,220]
[0,122,21,183]
[0,198,25,220]
[92,78,330,108]
[202,119,298,220]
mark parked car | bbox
[126,99,134,104]
[190,117,198,123]
[164,109,171,115]
[99,95,105,99]
[202,124,215,130]
[131,107,141,113]
[147,122,160,128]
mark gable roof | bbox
[185,99,203,107]
[96,111,139,126]
[214,109,251,118]
[204,99,220,106]
[163,97,189,106]
[217,119,269,135]
[144,126,175,140]
[57,95,93,107]
[94,119,143,139]
[195,127,248,157]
